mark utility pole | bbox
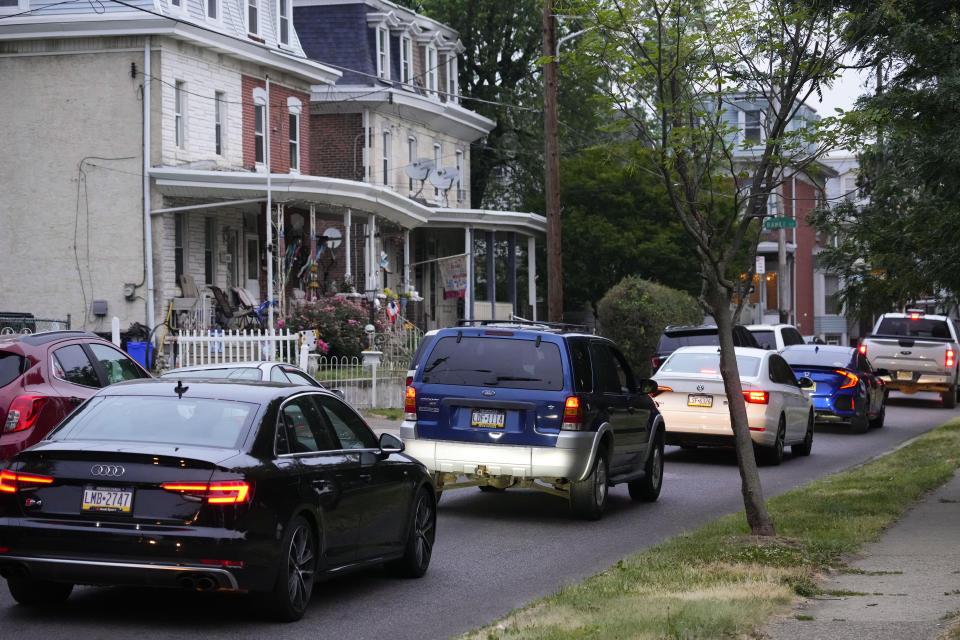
[543,0,562,322]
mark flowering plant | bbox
[283,297,383,358]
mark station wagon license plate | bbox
[81,486,133,514]
[687,394,713,408]
[471,409,505,428]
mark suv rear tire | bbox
[570,449,608,520]
[628,430,663,502]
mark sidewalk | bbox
[762,470,960,640]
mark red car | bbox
[0,331,151,460]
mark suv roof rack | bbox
[455,318,591,334]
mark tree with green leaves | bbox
[811,1,960,320]
[570,0,853,535]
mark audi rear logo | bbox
[91,464,125,477]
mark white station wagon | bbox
[651,346,815,464]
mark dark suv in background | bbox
[651,324,761,372]
[0,331,151,460]
[401,321,664,520]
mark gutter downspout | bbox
[363,109,370,183]
[143,36,155,340]
[266,75,274,328]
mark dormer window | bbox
[206,0,218,21]
[278,0,291,46]
[425,44,438,96]
[445,54,458,103]
[247,0,259,37]
[376,27,391,80]
[400,35,413,85]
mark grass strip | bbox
[459,419,960,640]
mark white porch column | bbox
[366,214,377,293]
[344,209,352,288]
[403,229,411,294]
[309,204,316,301]
[465,227,473,321]
[528,235,537,321]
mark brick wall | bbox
[309,113,363,180]
[241,75,311,174]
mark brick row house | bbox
[0,0,545,349]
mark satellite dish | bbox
[428,166,459,191]
[322,227,342,249]
[405,158,435,181]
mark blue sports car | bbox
[781,344,888,433]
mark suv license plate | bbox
[687,394,713,408]
[471,409,505,428]
[82,486,133,514]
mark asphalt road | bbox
[0,392,955,640]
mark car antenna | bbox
[456,330,462,343]
[814,345,819,353]
[174,380,189,399]
[535,335,541,348]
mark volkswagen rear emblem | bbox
[696,384,705,392]
[91,464,125,477]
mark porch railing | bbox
[306,355,408,409]
[175,329,299,367]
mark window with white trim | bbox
[446,54,458,103]
[407,136,417,192]
[376,27,391,80]
[382,130,392,186]
[744,109,762,142]
[204,217,216,285]
[174,80,185,149]
[278,0,291,46]
[168,0,183,11]
[288,97,302,173]
[214,91,224,156]
[400,36,413,85]
[433,142,442,198]
[247,0,259,37]
[425,45,438,96]
[253,88,267,166]
[174,213,186,282]
[455,149,464,203]
[206,0,218,20]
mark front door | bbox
[245,233,260,301]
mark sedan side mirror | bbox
[379,432,404,455]
[637,378,659,395]
[798,376,815,389]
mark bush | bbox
[597,276,702,378]
[283,297,384,359]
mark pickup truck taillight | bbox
[858,344,867,356]
[947,350,956,368]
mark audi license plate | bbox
[687,394,713,408]
[471,409,505,428]
[81,486,133,514]
[897,371,913,381]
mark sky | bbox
[807,65,874,116]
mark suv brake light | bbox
[742,390,769,404]
[404,386,417,421]
[0,469,54,493]
[3,395,48,433]
[160,481,251,504]
[561,396,584,431]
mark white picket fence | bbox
[305,355,408,410]
[175,329,299,367]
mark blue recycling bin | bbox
[126,341,152,370]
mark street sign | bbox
[764,216,797,229]
[756,255,765,275]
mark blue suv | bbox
[400,321,664,519]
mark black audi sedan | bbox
[0,379,436,621]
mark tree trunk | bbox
[708,281,776,536]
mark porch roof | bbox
[428,208,547,235]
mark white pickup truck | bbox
[859,312,960,408]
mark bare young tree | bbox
[569,0,852,534]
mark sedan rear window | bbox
[50,396,257,449]
[660,352,761,377]
[0,351,26,388]
[420,336,564,390]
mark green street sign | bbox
[764,216,797,229]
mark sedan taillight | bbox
[836,370,859,389]
[3,395,48,433]
[0,469,54,493]
[742,390,770,404]
[161,481,251,504]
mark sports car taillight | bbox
[742,390,770,404]
[0,469,54,493]
[160,481,251,504]
[836,370,859,389]
[561,396,584,431]
[3,395,48,433]
[404,386,417,421]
